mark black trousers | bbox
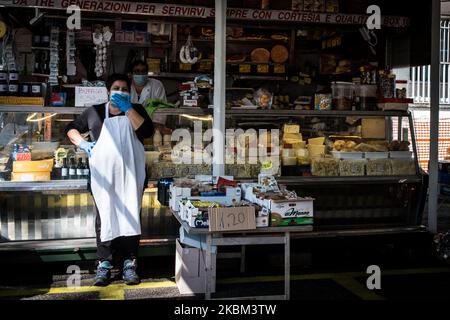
[94,203,140,265]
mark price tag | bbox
[257,64,269,73]
[179,63,192,71]
[239,64,251,73]
[208,207,256,232]
[274,64,285,74]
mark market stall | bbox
[0,0,432,266]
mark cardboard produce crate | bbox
[175,239,216,294]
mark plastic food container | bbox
[311,158,340,176]
[331,82,354,110]
[355,84,378,111]
[364,152,389,159]
[389,151,413,159]
[331,151,364,159]
[366,159,392,176]
[339,159,366,176]
[390,159,416,175]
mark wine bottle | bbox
[76,158,83,179]
[69,158,76,179]
[83,158,90,178]
[61,158,68,180]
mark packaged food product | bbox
[325,0,339,13]
[308,144,325,159]
[283,124,300,134]
[254,88,273,109]
[291,141,307,149]
[308,137,325,145]
[314,93,332,110]
[296,148,310,165]
[366,159,392,176]
[282,148,297,158]
[283,133,303,144]
[390,159,416,175]
[311,158,339,176]
[282,156,297,166]
[339,159,366,176]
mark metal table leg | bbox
[205,234,212,300]
[240,245,246,274]
[284,231,290,300]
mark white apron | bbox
[90,103,146,242]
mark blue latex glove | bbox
[111,92,132,113]
[79,140,96,157]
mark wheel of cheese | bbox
[250,48,270,63]
[270,45,289,63]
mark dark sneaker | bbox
[122,259,140,285]
[93,260,113,286]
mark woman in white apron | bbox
[66,74,154,286]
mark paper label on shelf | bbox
[75,86,108,107]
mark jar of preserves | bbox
[0,69,8,96]
[20,83,31,97]
[30,82,43,97]
[8,69,19,96]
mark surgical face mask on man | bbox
[133,74,148,87]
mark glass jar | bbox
[0,69,8,96]
[8,70,19,96]
[31,83,43,97]
[20,83,31,97]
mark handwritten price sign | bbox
[209,207,256,232]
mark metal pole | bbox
[429,0,440,234]
[212,0,226,177]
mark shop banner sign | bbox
[0,0,409,28]
[75,86,107,107]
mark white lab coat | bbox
[131,78,167,124]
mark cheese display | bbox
[270,45,289,64]
[390,159,416,175]
[366,159,392,176]
[283,133,303,144]
[308,144,326,159]
[308,137,326,145]
[283,124,301,134]
[311,158,340,176]
[339,159,366,176]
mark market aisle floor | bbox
[1,236,450,300]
